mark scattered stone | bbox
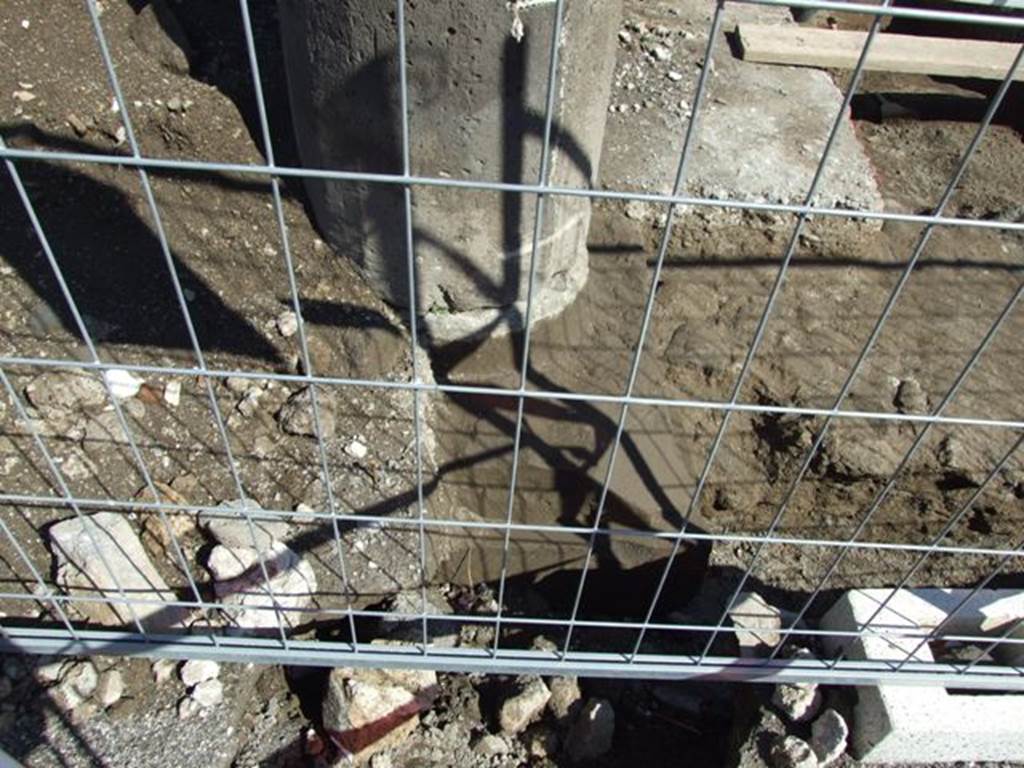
[164,380,181,407]
[772,682,822,723]
[499,676,551,734]
[729,591,782,656]
[547,676,582,720]
[96,669,124,708]
[25,371,107,413]
[67,113,88,136]
[322,666,438,761]
[667,70,684,81]
[136,482,197,558]
[293,502,316,523]
[225,376,260,395]
[564,698,615,763]
[177,696,201,720]
[190,678,224,707]
[771,735,819,768]
[938,434,988,485]
[207,544,258,582]
[199,499,288,549]
[152,657,177,684]
[893,378,928,414]
[810,708,848,766]
[618,29,632,45]
[35,658,67,684]
[276,310,298,337]
[12,89,36,102]
[180,659,219,687]
[64,660,98,698]
[129,0,193,76]
[237,388,263,417]
[277,386,336,438]
[475,734,510,756]
[525,724,559,759]
[624,199,652,221]
[649,43,672,61]
[345,438,368,460]
[214,541,317,630]
[51,681,84,712]
[166,96,184,112]
[49,512,189,630]
[104,369,144,399]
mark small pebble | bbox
[152,657,177,684]
[164,380,181,407]
[178,696,201,719]
[96,669,124,708]
[190,678,224,707]
[345,439,368,459]
[180,659,219,687]
[276,311,298,338]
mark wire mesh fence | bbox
[0,0,1023,690]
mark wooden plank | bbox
[736,24,1024,81]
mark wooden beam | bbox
[736,24,1024,82]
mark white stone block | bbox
[821,588,1024,764]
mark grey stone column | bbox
[278,0,621,343]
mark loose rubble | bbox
[499,676,551,735]
[96,670,125,708]
[547,675,582,721]
[180,659,219,687]
[729,591,782,655]
[48,512,190,630]
[322,665,439,761]
[211,541,317,630]
[771,735,819,768]
[810,708,848,766]
[277,386,336,438]
[772,682,822,724]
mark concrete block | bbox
[600,3,882,223]
[820,588,1024,764]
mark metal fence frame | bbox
[1,0,1023,689]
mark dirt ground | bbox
[0,0,1023,765]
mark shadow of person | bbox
[0,140,281,364]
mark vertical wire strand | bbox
[560,0,727,657]
[491,0,567,657]
[394,0,431,651]
[696,40,1024,665]
[237,0,360,652]
[82,0,290,645]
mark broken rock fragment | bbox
[277,385,336,438]
[499,676,551,735]
[210,541,316,630]
[322,665,439,762]
[49,512,190,630]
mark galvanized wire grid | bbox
[0,0,1023,688]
